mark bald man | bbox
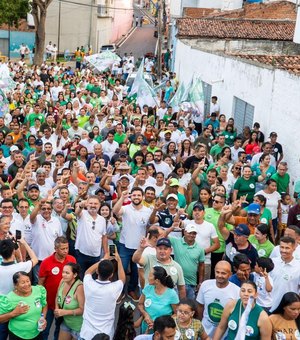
[196,261,240,338]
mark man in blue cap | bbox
[230,202,262,235]
[218,205,258,268]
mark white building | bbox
[173,1,300,179]
[45,0,133,53]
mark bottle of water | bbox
[37,313,45,332]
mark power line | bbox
[58,0,135,12]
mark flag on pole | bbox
[128,58,145,97]
[169,81,185,110]
[189,77,204,113]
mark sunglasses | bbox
[235,167,241,170]
[213,199,223,204]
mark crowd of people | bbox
[0,51,299,340]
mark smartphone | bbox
[16,230,22,240]
[109,244,116,257]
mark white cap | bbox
[10,145,19,153]
[185,224,198,234]
[166,193,178,201]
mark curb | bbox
[116,26,137,49]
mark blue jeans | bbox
[185,284,196,299]
[117,242,138,293]
[32,262,41,285]
[76,251,100,279]
[0,322,8,340]
[42,309,60,340]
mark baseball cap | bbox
[119,175,130,181]
[164,130,172,135]
[156,238,172,248]
[166,193,178,201]
[118,162,130,170]
[28,184,40,191]
[74,134,81,140]
[56,151,65,157]
[270,132,277,137]
[247,203,260,215]
[35,139,43,146]
[185,224,198,234]
[141,140,149,146]
[119,152,128,158]
[234,224,250,237]
[10,145,19,153]
[193,202,205,211]
[170,178,179,187]
[95,188,105,195]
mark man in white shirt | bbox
[210,96,220,116]
[270,236,300,312]
[113,187,152,302]
[150,150,172,178]
[101,131,119,160]
[75,195,108,278]
[230,137,244,162]
[79,132,98,154]
[157,101,167,120]
[197,261,240,339]
[80,253,125,339]
[50,80,63,102]
[30,199,63,283]
[270,225,300,260]
[184,202,220,280]
[251,142,276,168]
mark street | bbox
[117,8,157,62]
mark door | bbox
[0,38,9,56]
[233,97,254,133]
[202,81,212,117]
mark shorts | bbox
[60,321,81,339]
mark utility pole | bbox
[157,1,162,80]
[58,0,62,54]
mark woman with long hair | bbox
[173,299,209,340]
[213,281,272,339]
[251,153,276,192]
[55,263,84,340]
[129,151,145,176]
[113,302,136,340]
[243,131,260,157]
[177,139,194,163]
[248,223,274,257]
[138,266,179,334]
[270,292,300,340]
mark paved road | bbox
[117,10,157,62]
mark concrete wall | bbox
[110,0,134,43]
[180,38,300,56]
[174,39,300,181]
[46,0,98,53]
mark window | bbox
[233,97,254,133]
[202,81,212,117]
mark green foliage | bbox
[0,0,30,27]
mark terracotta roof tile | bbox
[229,54,300,75]
[176,18,295,40]
[206,1,297,20]
[184,8,220,18]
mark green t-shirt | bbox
[248,235,274,258]
[25,113,45,127]
[221,131,237,147]
[204,208,233,253]
[271,172,290,194]
[234,176,258,203]
[1,286,47,339]
[209,144,229,158]
[170,237,205,285]
[77,115,89,128]
[114,133,127,145]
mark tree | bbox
[32,0,53,65]
[0,0,29,27]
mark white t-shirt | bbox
[256,190,281,219]
[119,204,152,249]
[184,219,218,264]
[251,152,276,168]
[79,139,98,154]
[270,244,300,261]
[0,261,33,294]
[75,210,106,257]
[31,215,63,260]
[149,161,172,178]
[270,257,300,312]
[197,279,240,339]
[101,140,118,160]
[80,274,123,339]
[152,183,166,197]
[252,272,273,308]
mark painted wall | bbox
[110,0,134,43]
[174,39,300,182]
[46,0,98,53]
[0,30,35,57]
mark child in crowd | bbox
[277,193,293,242]
[253,257,274,313]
